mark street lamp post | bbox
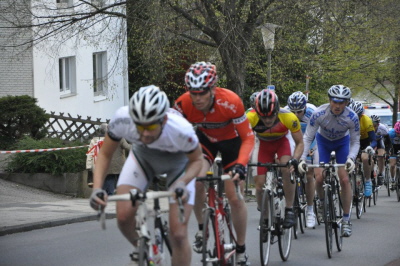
[260,23,280,85]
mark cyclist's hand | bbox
[298,160,307,174]
[170,181,189,202]
[231,164,246,181]
[345,158,355,173]
[90,188,107,211]
[365,146,375,155]
[288,158,299,173]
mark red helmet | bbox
[254,89,280,116]
[185,62,217,92]
[394,121,400,134]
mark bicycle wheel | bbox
[332,181,343,252]
[299,180,307,229]
[295,181,305,233]
[292,189,299,239]
[155,217,172,264]
[372,178,378,205]
[396,170,400,202]
[384,166,390,197]
[138,237,150,266]
[223,203,236,265]
[355,172,365,219]
[259,189,272,266]
[314,196,321,225]
[278,196,292,261]
[324,185,333,258]
[202,208,217,266]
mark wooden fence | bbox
[45,112,110,142]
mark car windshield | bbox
[380,116,392,127]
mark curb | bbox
[0,213,116,237]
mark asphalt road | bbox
[1,186,400,266]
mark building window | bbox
[59,56,76,95]
[93,52,107,96]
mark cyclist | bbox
[388,121,400,187]
[174,62,254,264]
[247,88,304,229]
[89,85,204,266]
[286,91,321,228]
[246,91,259,113]
[298,85,360,237]
[349,101,377,197]
[371,114,389,185]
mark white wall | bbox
[31,0,128,121]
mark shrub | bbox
[5,137,87,175]
[0,95,49,149]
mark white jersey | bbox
[302,103,360,160]
[375,123,389,140]
[108,106,199,153]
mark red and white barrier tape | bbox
[0,145,89,154]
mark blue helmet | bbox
[287,91,307,111]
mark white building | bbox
[0,0,129,121]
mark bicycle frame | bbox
[248,162,292,265]
[197,160,237,266]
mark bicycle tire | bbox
[278,195,292,261]
[293,189,299,239]
[333,180,343,252]
[396,170,400,202]
[324,185,333,259]
[259,189,272,266]
[314,196,321,225]
[223,202,236,265]
[384,166,390,197]
[138,237,150,266]
[155,217,172,264]
[300,180,307,230]
[355,172,365,219]
[373,178,378,206]
[202,208,218,266]
[296,181,305,233]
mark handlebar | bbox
[99,188,185,230]
[248,162,295,183]
[307,163,346,169]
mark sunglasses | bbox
[291,109,304,114]
[135,122,161,131]
[189,90,209,96]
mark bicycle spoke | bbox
[259,190,272,266]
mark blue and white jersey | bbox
[284,103,317,133]
[388,128,400,145]
[107,106,199,153]
[301,103,360,161]
[375,123,389,141]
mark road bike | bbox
[247,162,293,265]
[382,153,391,197]
[196,157,239,266]
[368,154,379,206]
[350,152,366,219]
[100,177,184,265]
[293,172,307,237]
[308,152,344,259]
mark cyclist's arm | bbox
[368,130,377,149]
[179,145,203,185]
[234,114,255,166]
[291,130,304,160]
[93,134,120,190]
[348,119,360,161]
[301,120,319,161]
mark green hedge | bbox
[5,137,87,176]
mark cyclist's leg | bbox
[220,137,249,262]
[254,139,274,210]
[192,130,217,247]
[169,179,195,265]
[276,136,296,228]
[115,150,148,247]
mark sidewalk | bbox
[1,178,176,237]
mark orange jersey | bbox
[174,87,254,166]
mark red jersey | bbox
[174,87,254,166]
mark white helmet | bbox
[328,85,352,101]
[349,101,364,116]
[185,62,218,92]
[129,85,169,124]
